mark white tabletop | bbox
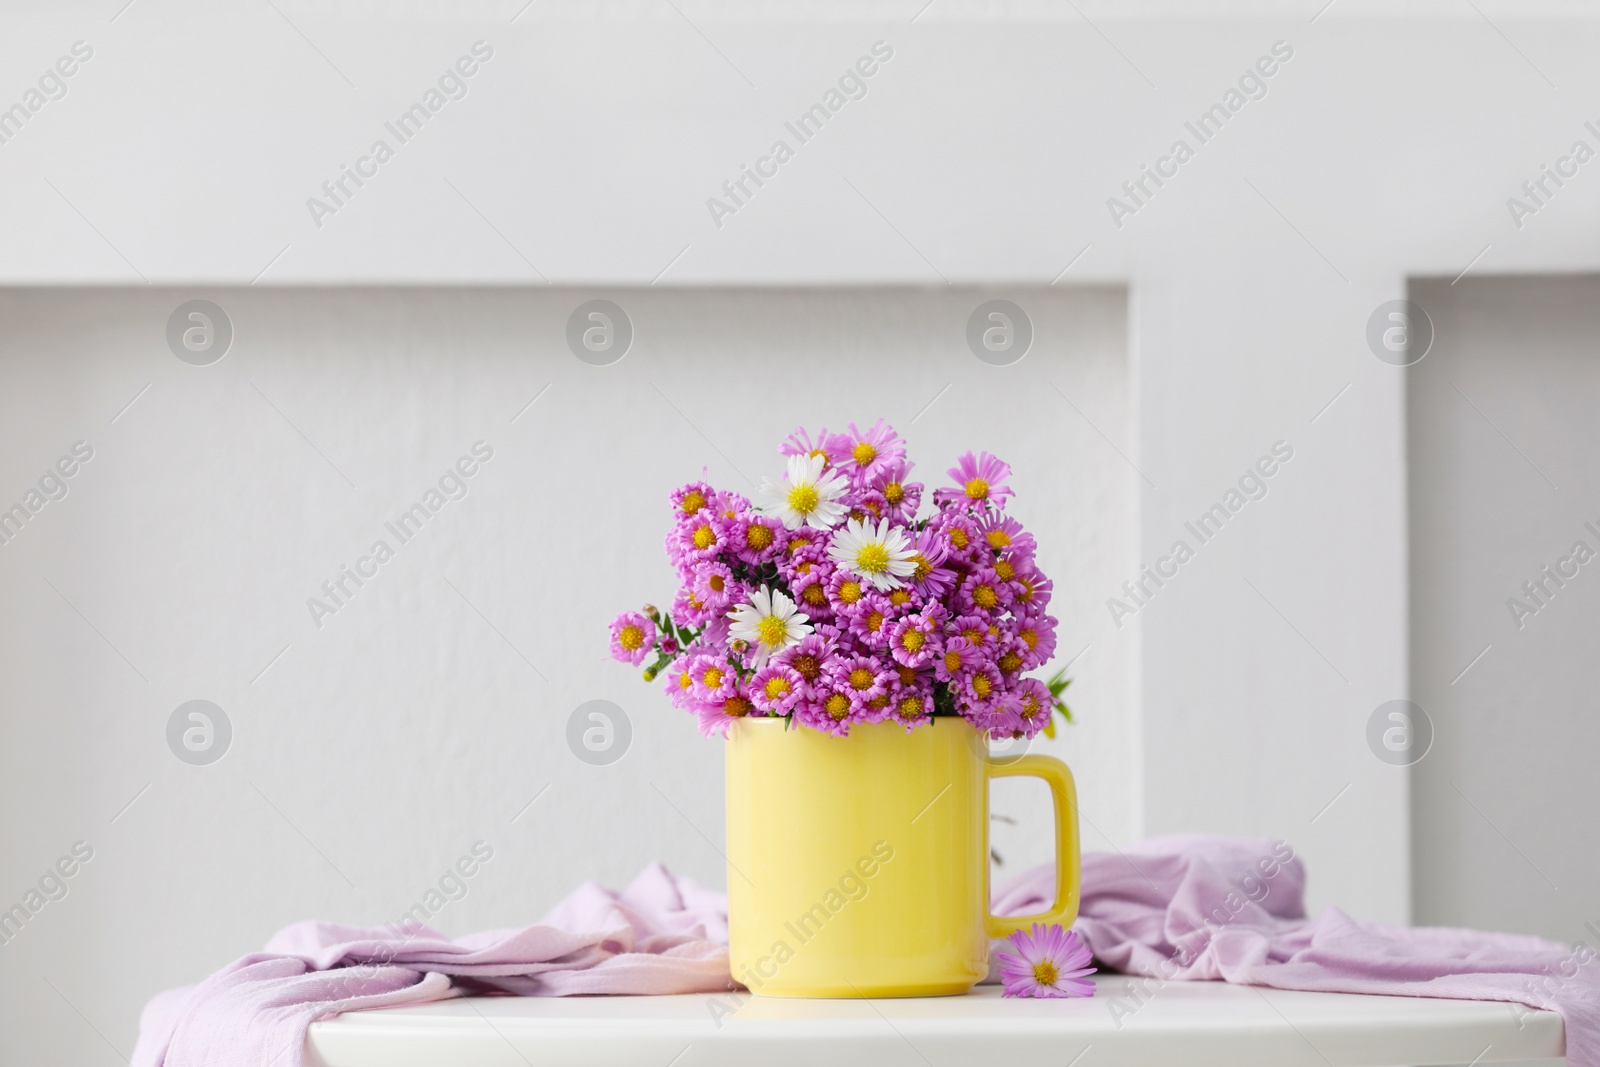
[305,976,1564,1066]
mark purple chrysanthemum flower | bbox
[775,631,835,692]
[669,481,717,521]
[790,568,835,624]
[958,660,1006,723]
[692,561,740,616]
[1012,610,1059,670]
[608,611,655,666]
[996,923,1096,999]
[825,568,872,616]
[889,681,934,729]
[686,653,738,702]
[671,584,714,627]
[726,509,783,564]
[672,511,726,562]
[794,680,857,736]
[846,592,896,650]
[750,664,805,714]
[1012,567,1054,613]
[947,613,998,652]
[826,653,893,710]
[936,635,981,683]
[696,688,759,738]
[975,514,1036,558]
[934,450,1014,509]
[873,458,922,523]
[841,419,907,484]
[661,659,700,711]
[1011,677,1055,738]
[958,566,1014,615]
[888,612,939,669]
[932,510,986,567]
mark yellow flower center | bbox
[787,482,820,515]
[826,693,851,720]
[852,441,877,466]
[949,528,969,549]
[1020,628,1038,650]
[884,482,904,504]
[999,651,1022,674]
[803,584,827,606]
[962,627,984,644]
[897,695,924,719]
[1018,575,1036,601]
[896,666,917,685]
[1021,695,1043,719]
[764,676,791,699]
[619,625,644,651]
[702,667,724,688]
[757,615,788,647]
[965,477,989,500]
[678,672,693,690]
[839,581,863,604]
[787,537,809,556]
[1033,959,1059,987]
[725,696,752,718]
[972,674,993,698]
[808,448,830,464]
[709,573,726,592]
[856,543,890,574]
[910,554,932,582]
[746,524,774,550]
[848,668,874,690]
[973,584,998,609]
[866,611,885,633]
[681,490,706,515]
[900,630,924,653]
[944,650,962,672]
[792,654,820,681]
[986,529,1011,549]
[889,589,911,606]
[693,525,716,550]
[993,559,1015,581]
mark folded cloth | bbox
[992,834,1599,1066]
[131,863,732,1067]
[136,836,1600,1067]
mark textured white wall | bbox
[0,285,1134,1063]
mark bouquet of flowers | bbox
[607,420,1072,739]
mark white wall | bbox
[2,0,1599,1062]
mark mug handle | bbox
[984,753,1081,938]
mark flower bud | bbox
[730,639,748,653]
[642,668,657,682]
[661,638,680,655]
[643,604,659,620]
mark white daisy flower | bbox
[728,586,813,668]
[827,518,918,591]
[758,454,850,531]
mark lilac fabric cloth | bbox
[135,836,1600,1067]
[993,834,1598,1065]
[131,864,733,1067]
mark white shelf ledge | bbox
[305,976,1564,1066]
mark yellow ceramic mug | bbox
[725,716,1079,997]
